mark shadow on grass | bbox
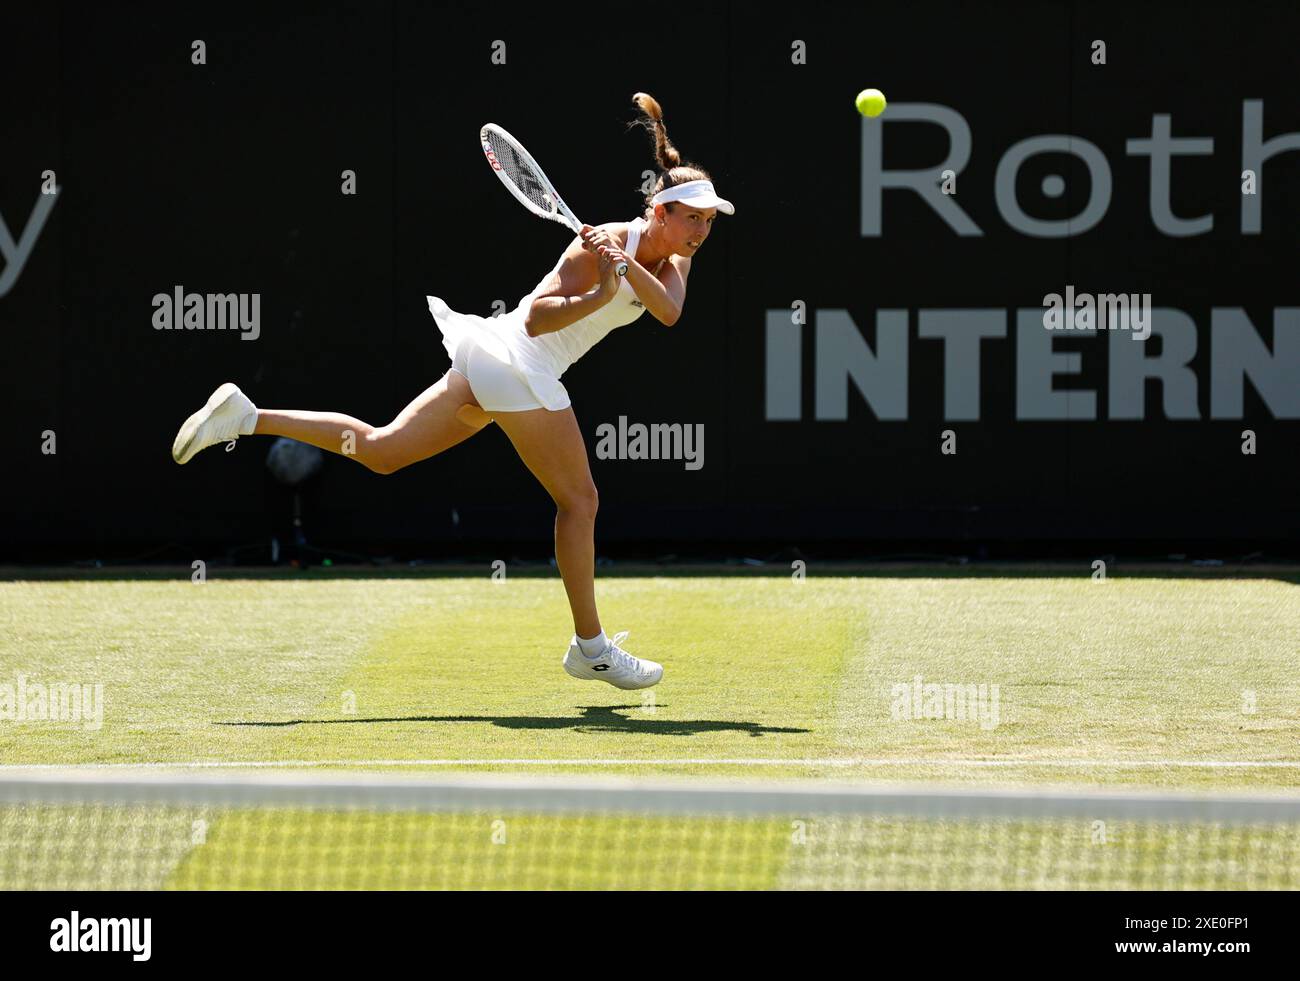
[215,704,806,737]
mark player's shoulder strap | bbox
[624,216,667,274]
[624,216,645,258]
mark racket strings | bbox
[484,132,557,215]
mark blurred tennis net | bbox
[1,771,1297,890]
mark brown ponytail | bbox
[630,92,713,217]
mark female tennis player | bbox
[171,92,732,690]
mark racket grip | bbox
[616,261,628,277]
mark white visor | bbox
[651,179,735,215]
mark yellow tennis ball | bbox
[855,88,887,118]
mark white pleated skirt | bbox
[426,295,571,412]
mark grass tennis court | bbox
[2,569,1297,790]
[2,568,1297,890]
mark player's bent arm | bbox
[523,238,609,337]
[644,255,690,327]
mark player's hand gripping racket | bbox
[479,123,628,277]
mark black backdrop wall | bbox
[2,1,1297,560]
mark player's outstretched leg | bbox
[171,372,492,472]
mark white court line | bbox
[3,759,1300,770]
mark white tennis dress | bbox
[428,216,661,412]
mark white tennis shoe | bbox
[563,630,664,690]
[172,382,258,464]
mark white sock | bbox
[577,630,607,657]
[238,404,259,436]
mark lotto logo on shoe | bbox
[592,664,609,671]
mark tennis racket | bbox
[479,123,628,277]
